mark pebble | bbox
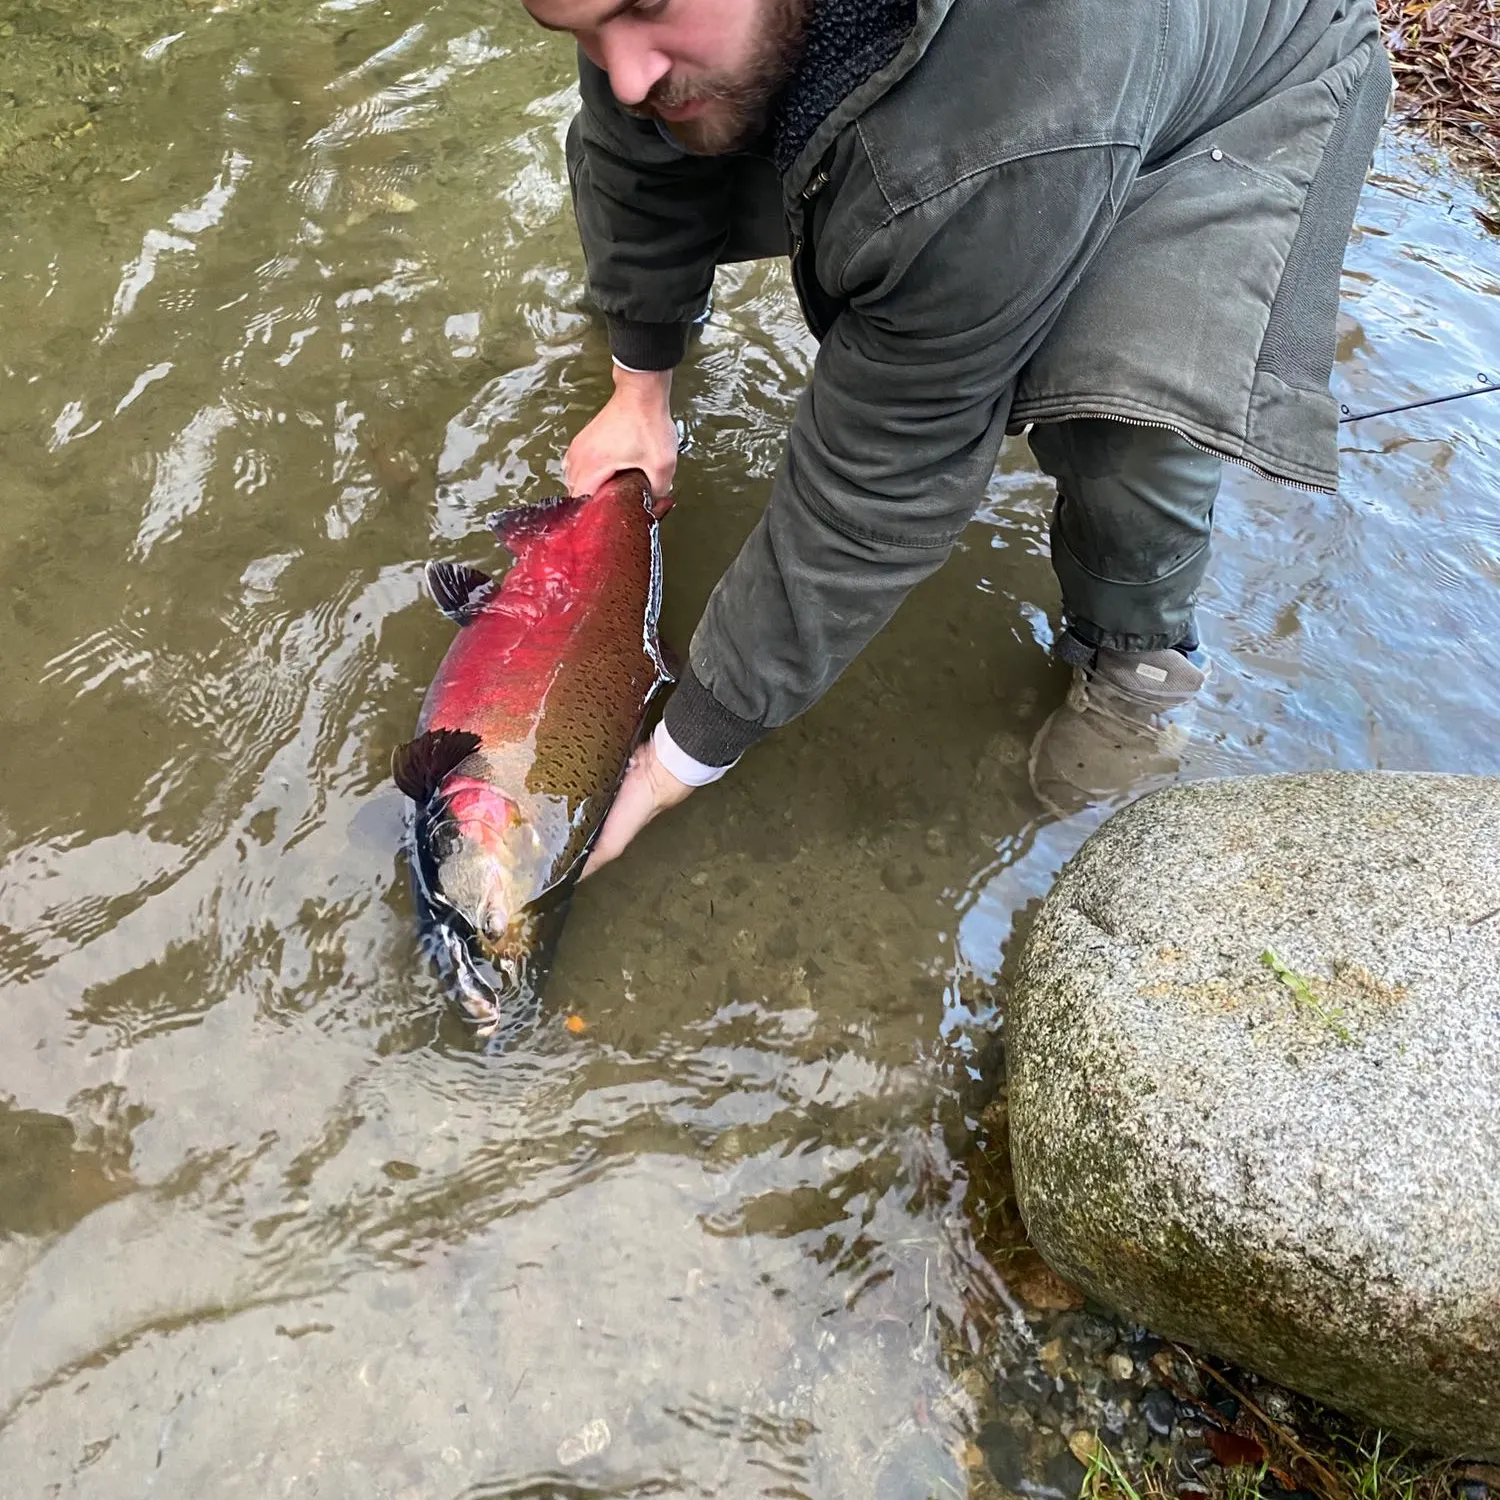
[1045,1447,1089,1497]
[1106,1353,1134,1381]
[1258,1388,1294,1423]
[1142,1387,1177,1438]
[976,1420,1026,1489]
[1069,1431,1100,1464]
[880,858,924,893]
[1458,1484,1489,1500]
[1210,1393,1241,1425]
[556,1417,611,1467]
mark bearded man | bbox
[525,0,1391,872]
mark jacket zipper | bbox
[788,167,828,259]
[1024,410,1334,495]
[788,167,833,339]
[802,168,830,200]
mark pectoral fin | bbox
[392,728,482,803]
[426,562,494,625]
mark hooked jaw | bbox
[427,872,572,1038]
[406,762,575,1040]
[439,925,532,1036]
[416,774,552,1035]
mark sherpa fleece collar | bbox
[772,0,954,192]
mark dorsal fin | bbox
[392,728,482,803]
[486,494,581,552]
[426,561,495,625]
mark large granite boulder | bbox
[1008,772,1500,1459]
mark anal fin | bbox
[427,561,494,625]
[392,728,482,803]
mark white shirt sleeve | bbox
[652,718,736,787]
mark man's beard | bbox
[626,0,814,155]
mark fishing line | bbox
[1339,372,1496,424]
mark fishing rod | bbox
[1339,372,1496,424]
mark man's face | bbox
[523,0,810,154]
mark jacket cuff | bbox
[652,719,735,785]
[663,664,768,767]
[606,315,690,372]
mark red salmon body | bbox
[392,469,670,1029]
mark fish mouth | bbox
[427,904,570,1041]
[436,924,535,1038]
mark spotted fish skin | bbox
[395,469,670,1026]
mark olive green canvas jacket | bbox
[568,0,1390,765]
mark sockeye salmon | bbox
[392,469,672,1033]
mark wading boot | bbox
[1028,638,1208,816]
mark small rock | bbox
[1258,1388,1293,1424]
[761,922,799,960]
[1045,1448,1088,1497]
[1142,1388,1176,1438]
[1010,1253,1086,1312]
[976,1420,1026,1489]
[1128,1332,1165,1361]
[1038,1338,1068,1377]
[959,1442,986,1471]
[955,1366,990,1407]
[1210,1393,1241,1425]
[1068,1431,1100,1464]
[1458,1483,1490,1500]
[880,858,924,893]
[924,827,950,856]
[1106,1353,1134,1381]
[556,1417,611,1467]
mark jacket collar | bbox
[778,0,955,196]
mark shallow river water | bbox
[2,4,1499,1497]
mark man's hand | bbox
[581,735,695,879]
[564,365,678,499]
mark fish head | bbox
[395,729,571,1036]
[419,773,554,962]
